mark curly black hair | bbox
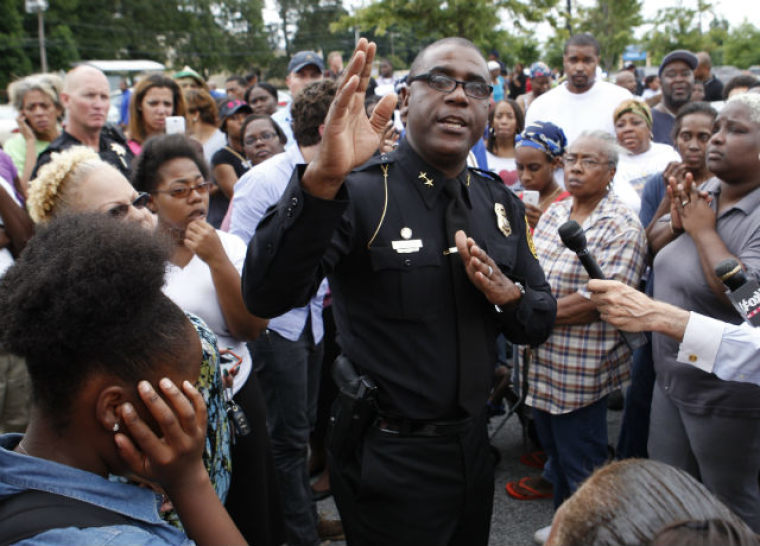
[132,134,210,194]
[0,214,191,424]
[292,79,337,147]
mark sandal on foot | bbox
[505,476,553,500]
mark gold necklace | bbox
[539,186,562,210]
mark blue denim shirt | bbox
[230,145,326,342]
[0,434,193,545]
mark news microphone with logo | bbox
[559,220,643,351]
[715,258,760,327]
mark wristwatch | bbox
[494,281,525,313]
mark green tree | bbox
[332,0,558,57]
[642,1,726,65]
[578,0,642,71]
[723,21,760,68]
[0,0,33,93]
[291,0,355,58]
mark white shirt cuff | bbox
[676,312,725,373]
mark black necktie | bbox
[443,178,489,416]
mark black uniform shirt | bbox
[243,138,556,420]
[31,125,134,180]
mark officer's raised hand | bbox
[455,230,523,307]
[302,38,397,200]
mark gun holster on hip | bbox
[328,354,378,461]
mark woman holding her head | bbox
[526,131,646,541]
[127,75,187,156]
[514,121,569,230]
[645,93,760,531]
[26,146,233,525]
[6,74,64,194]
[0,214,244,545]
[486,98,525,189]
[133,134,284,546]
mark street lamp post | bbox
[25,0,49,73]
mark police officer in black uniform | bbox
[242,38,556,545]
[31,65,133,180]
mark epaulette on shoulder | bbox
[353,150,396,172]
[468,167,503,184]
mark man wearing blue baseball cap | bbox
[272,51,324,148]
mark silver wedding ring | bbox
[487,265,493,278]
[681,200,689,207]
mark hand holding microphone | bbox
[559,220,641,351]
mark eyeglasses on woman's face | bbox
[107,192,151,218]
[151,181,213,199]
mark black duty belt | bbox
[374,415,472,437]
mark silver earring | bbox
[112,422,120,433]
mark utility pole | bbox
[25,0,49,72]
[566,0,572,33]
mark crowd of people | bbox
[0,28,760,546]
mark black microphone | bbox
[559,220,605,280]
[559,220,641,350]
[715,258,760,326]
[716,258,747,291]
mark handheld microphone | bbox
[715,258,760,326]
[559,220,605,279]
[559,220,642,350]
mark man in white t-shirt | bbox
[525,33,631,146]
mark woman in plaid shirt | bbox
[527,131,647,517]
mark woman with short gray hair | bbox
[5,74,64,194]
[528,130,647,542]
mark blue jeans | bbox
[253,327,324,546]
[532,396,608,508]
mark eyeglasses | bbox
[244,131,277,146]
[107,192,150,218]
[407,72,493,100]
[152,181,213,199]
[561,155,607,169]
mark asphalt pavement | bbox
[316,402,624,546]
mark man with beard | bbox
[242,37,556,545]
[524,33,630,145]
[652,50,697,146]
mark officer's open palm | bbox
[303,38,397,200]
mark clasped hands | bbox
[665,165,715,236]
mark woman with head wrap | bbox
[516,62,553,113]
[612,98,680,213]
[515,121,570,230]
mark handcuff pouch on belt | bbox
[329,354,378,461]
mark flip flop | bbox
[519,450,548,469]
[505,476,553,500]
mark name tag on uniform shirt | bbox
[392,239,423,253]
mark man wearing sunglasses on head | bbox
[242,38,556,545]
